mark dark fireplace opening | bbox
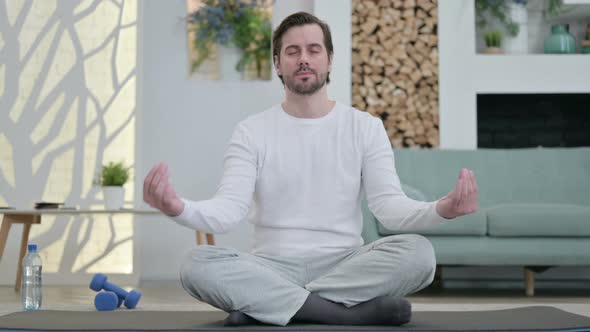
[477,94,590,148]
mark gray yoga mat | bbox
[1,306,590,331]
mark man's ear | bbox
[328,54,333,72]
[274,55,280,75]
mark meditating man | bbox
[143,12,478,327]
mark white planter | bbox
[218,44,242,81]
[102,186,125,210]
[504,3,529,54]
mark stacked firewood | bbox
[352,0,439,148]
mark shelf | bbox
[471,55,590,94]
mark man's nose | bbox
[298,52,310,66]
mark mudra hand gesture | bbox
[143,162,184,217]
[435,168,479,219]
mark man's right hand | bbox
[143,162,184,217]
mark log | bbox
[352,0,439,148]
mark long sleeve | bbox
[171,122,257,234]
[361,117,449,231]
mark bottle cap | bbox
[28,244,37,252]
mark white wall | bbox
[314,0,352,105]
[0,0,139,286]
[438,1,477,149]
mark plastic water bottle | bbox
[22,244,42,311]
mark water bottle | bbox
[22,244,42,311]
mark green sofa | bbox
[361,147,590,296]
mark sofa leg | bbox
[524,267,535,297]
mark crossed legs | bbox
[179,234,436,326]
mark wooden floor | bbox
[1,282,590,318]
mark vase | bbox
[102,186,125,210]
[218,44,243,81]
[583,23,590,54]
[503,2,528,54]
[544,24,576,54]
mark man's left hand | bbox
[435,168,478,219]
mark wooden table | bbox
[0,209,215,291]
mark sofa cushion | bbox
[428,236,590,265]
[377,209,488,236]
[487,204,590,237]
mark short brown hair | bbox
[272,12,334,84]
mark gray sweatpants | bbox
[179,234,436,326]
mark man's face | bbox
[274,24,332,96]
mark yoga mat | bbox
[1,306,590,331]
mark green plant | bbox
[232,7,272,76]
[546,0,565,17]
[187,0,271,77]
[96,162,130,186]
[484,30,503,47]
[476,0,524,37]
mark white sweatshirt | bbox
[172,103,448,256]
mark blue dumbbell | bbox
[94,291,121,311]
[90,273,141,309]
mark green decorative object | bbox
[187,0,272,79]
[483,30,503,54]
[95,161,130,186]
[582,23,590,54]
[544,24,576,54]
[476,0,525,37]
[94,161,131,210]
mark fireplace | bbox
[477,94,590,148]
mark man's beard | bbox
[284,66,328,96]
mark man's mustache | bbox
[295,66,316,74]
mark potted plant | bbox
[476,0,524,37]
[187,0,272,79]
[483,30,503,54]
[545,0,567,18]
[476,0,527,53]
[96,161,130,210]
